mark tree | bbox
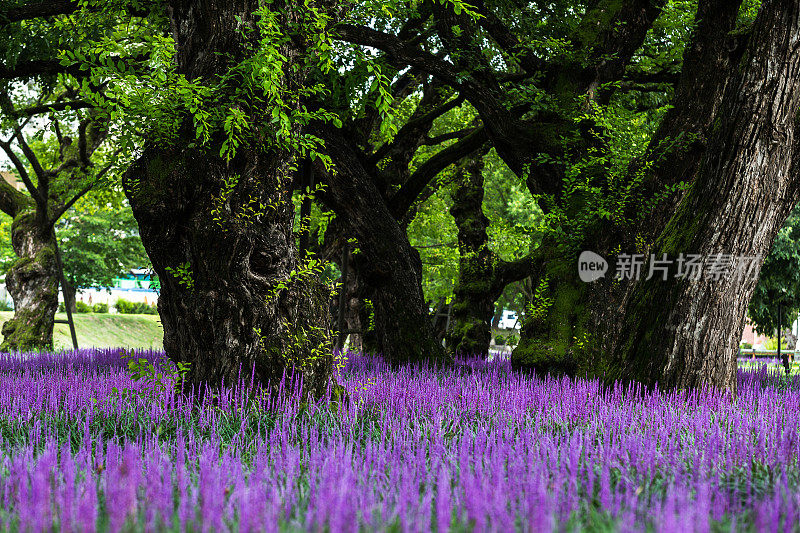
[445,151,532,356]
[0,0,159,350]
[0,1,344,395]
[0,98,113,350]
[334,0,800,391]
[57,198,150,310]
[116,1,343,394]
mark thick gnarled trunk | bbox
[126,147,332,395]
[317,126,448,365]
[447,157,495,356]
[603,1,800,391]
[1,211,58,351]
[123,0,333,395]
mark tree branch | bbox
[422,129,472,146]
[0,138,46,213]
[0,0,77,24]
[474,1,544,74]
[335,23,466,90]
[0,0,155,25]
[389,127,488,219]
[13,99,92,117]
[369,93,464,165]
[0,58,81,79]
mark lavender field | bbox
[0,349,798,532]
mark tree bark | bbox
[1,209,59,351]
[340,246,365,353]
[447,155,495,356]
[446,154,532,356]
[316,125,449,365]
[123,0,334,396]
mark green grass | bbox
[0,311,163,350]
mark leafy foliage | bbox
[749,204,800,335]
[57,198,150,292]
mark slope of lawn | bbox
[0,311,163,349]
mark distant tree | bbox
[748,204,800,347]
[57,197,151,311]
[0,97,118,350]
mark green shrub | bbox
[741,342,753,350]
[115,298,157,315]
[115,298,135,314]
[0,299,12,311]
[92,303,109,313]
[75,301,92,313]
[58,302,65,312]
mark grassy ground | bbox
[0,311,163,350]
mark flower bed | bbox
[0,349,796,531]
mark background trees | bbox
[331,0,800,391]
[747,204,800,348]
[0,89,117,349]
[57,199,150,311]
[4,0,800,394]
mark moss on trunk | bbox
[1,211,59,351]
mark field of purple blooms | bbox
[0,349,798,532]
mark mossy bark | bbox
[123,0,334,397]
[514,2,800,392]
[448,154,539,358]
[446,156,501,357]
[601,2,800,391]
[1,210,59,351]
[317,126,449,366]
[511,242,589,376]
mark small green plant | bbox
[75,301,92,313]
[116,349,190,399]
[92,303,109,313]
[165,261,195,291]
[0,299,12,311]
[526,276,553,323]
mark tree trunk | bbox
[447,154,538,357]
[600,1,800,391]
[512,0,800,392]
[62,278,76,313]
[445,156,497,356]
[341,246,364,353]
[122,1,334,396]
[1,210,59,351]
[317,126,449,365]
[511,240,588,376]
